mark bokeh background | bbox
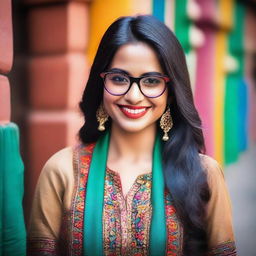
[0,0,256,255]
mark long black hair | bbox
[79,15,210,255]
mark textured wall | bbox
[21,0,90,218]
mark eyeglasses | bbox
[100,71,170,98]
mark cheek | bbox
[103,90,114,104]
[103,95,111,114]
[103,93,119,114]
[155,94,168,112]
[159,103,167,117]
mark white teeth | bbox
[122,107,146,114]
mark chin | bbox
[114,121,156,134]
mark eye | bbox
[142,77,162,86]
[108,73,129,84]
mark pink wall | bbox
[195,28,216,156]
[0,0,12,125]
[194,0,217,156]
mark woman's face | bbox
[103,42,168,134]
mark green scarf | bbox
[83,131,166,255]
[0,123,26,256]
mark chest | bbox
[62,145,184,255]
[107,159,152,198]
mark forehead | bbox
[109,42,163,76]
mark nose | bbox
[124,82,144,104]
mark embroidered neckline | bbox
[106,167,152,199]
[106,167,152,180]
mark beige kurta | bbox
[27,144,236,255]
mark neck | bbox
[108,124,156,163]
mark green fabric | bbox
[224,2,246,165]
[174,0,190,54]
[0,123,26,256]
[83,131,166,255]
[149,133,166,255]
[83,131,110,255]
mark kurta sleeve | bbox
[202,155,237,255]
[27,147,74,256]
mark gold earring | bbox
[160,107,173,141]
[96,104,109,131]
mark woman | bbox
[27,15,236,255]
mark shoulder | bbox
[199,154,225,187]
[43,147,73,172]
[41,143,95,178]
[39,147,74,184]
[199,155,231,207]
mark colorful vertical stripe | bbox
[224,1,247,164]
[152,0,165,22]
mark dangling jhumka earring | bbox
[96,104,109,131]
[160,107,173,141]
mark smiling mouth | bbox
[118,105,150,119]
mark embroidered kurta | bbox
[27,144,237,255]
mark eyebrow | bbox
[108,68,164,77]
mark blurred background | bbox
[0,0,255,255]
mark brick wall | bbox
[21,0,90,219]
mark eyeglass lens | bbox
[104,73,166,97]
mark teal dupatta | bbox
[83,131,166,255]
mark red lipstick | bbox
[118,104,150,119]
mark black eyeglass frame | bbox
[100,71,170,98]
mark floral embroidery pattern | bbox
[103,169,152,255]
[165,192,183,256]
[27,238,58,256]
[103,169,123,255]
[70,143,94,256]
[129,175,152,255]
[209,240,237,256]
